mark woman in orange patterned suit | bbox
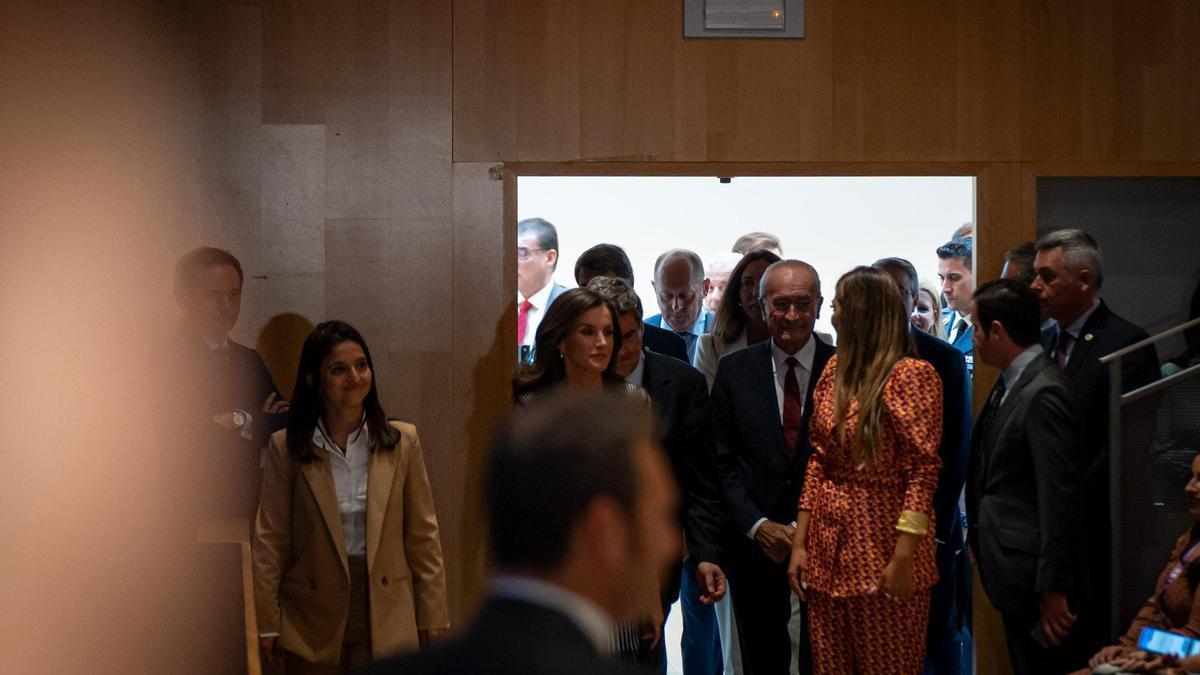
[787,266,943,674]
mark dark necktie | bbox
[975,375,1007,444]
[953,318,968,342]
[1056,329,1074,371]
[782,357,803,457]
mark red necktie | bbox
[783,357,803,457]
[1056,330,1073,371]
[517,300,533,345]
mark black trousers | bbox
[727,536,811,675]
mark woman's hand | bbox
[1088,644,1126,668]
[787,545,809,600]
[873,552,915,604]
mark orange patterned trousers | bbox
[808,589,931,674]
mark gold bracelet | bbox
[896,510,930,536]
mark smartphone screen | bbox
[1137,626,1200,658]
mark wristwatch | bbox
[231,409,247,431]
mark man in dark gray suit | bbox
[368,393,678,675]
[967,279,1087,675]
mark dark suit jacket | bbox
[366,597,639,675]
[642,323,690,363]
[912,327,972,548]
[967,354,1085,616]
[1039,300,1159,495]
[641,349,723,567]
[165,326,287,517]
[711,337,836,534]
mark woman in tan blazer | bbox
[254,320,449,673]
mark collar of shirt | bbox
[200,334,230,351]
[770,334,816,376]
[1062,297,1102,339]
[625,351,647,387]
[313,414,369,453]
[489,575,616,656]
[1001,344,1044,403]
[518,279,556,309]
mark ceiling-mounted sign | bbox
[684,0,804,38]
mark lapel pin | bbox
[1084,333,1094,342]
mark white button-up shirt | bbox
[313,418,369,557]
[519,281,557,347]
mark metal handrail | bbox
[1100,315,1200,364]
[1121,360,1200,405]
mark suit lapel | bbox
[366,434,399,569]
[1064,301,1109,378]
[300,448,350,577]
[982,356,1049,482]
[751,342,790,457]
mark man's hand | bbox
[418,628,449,649]
[754,521,795,564]
[694,562,726,604]
[263,392,290,415]
[1039,591,1077,647]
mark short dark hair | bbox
[1003,242,1036,285]
[174,247,243,298]
[936,238,973,272]
[586,276,643,322]
[732,232,783,256]
[518,218,559,270]
[1034,228,1104,289]
[287,321,400,462]
[486,391,652,569]
[575,244,634,285]
[872,257,920,298]
[973,279,1042,348]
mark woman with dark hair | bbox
[254,321,449,674]
[693,249,782,390]
[512,287,630,400]
[788,267,943,673]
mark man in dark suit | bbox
[712,260,834,675]
[368,392,678,675]
[588,276,726,674]
[575,242,691,363]
[648,249,716,362]
[874,257,973,675]
[1031,228,1159,646]
[168,246,288,518]
[164,246,290,673]
[968,279,1087,674]
[938,238,976,376]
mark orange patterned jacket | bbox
[798,356,943,597]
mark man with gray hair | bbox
[712,259,835,675]
[1031,228,1159,654]
[648,249,715,362]
[587,276,728,675]
[704,252,744,313]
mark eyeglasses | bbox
[517,246,549,261]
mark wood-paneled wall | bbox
[132,0,1200,670]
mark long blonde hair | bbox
[917,279,947,340]
[832,267,916,466]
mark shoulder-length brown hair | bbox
[512,288,624,398]
[832,267,916,466]
[711,249,782,350]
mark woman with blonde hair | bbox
[912,278,948,341]
[788,266,943,673]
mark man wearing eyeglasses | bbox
[711,260,834,675]
[517,217,568,363]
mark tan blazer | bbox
[253,421,450,665]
